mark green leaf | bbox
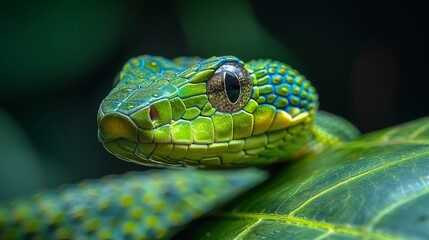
[177,117,429,239]
[0,108,45,199]
[0,1,129,99]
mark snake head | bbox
[97,55,318,167]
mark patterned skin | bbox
[0,169,266,239]
[97,55,324,167]
[0,56,359,239]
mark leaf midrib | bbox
[344,139,429,149]
[215,212,399,240]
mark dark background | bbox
[1,0,428,199]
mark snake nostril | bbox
[99,112,138,142]
[149,107,158,121]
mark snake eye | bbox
[224,72,240,103]
[207,62,252,112]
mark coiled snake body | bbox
[0,56,359,239]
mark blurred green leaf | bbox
[177,117,429,239]
[0,1,129,99]
[0,108,45,199]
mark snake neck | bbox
[308,111,361,153]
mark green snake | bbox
[97,55,356,167]
[0,55,359,239]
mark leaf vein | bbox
[365,185,429,229]
[342,139,429,149]
[289,152,429,215]
[313,230,333,240]
[409,121,429,138]
[215,212,400,240]
[232,218,262,240]
[275,175,316,212]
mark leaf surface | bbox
[177,117,429,239]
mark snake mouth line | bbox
[98,104,315,168]
[101,138,221,167]
[100,119,313,168]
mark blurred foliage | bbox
[0,0,142,199]
[0,109,45,199]
[0,0,428,200]
[0,1,128,99]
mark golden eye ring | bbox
[206,62,252,112]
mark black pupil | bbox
[224,72,240,103]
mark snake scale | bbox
[0,55,359,239]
